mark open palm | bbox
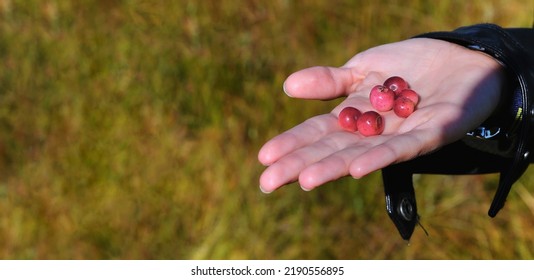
[258,38,505,193]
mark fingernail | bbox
[283,82,292,97]
[300,185,312,192]
[259,185,272,194]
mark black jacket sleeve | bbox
[382,24,534,238]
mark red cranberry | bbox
[393,97,416,118]
[369,85,395,112]
[383,76,409,94]
[357,111,384,136]
[338,107,362,132]
[397,89,419,105]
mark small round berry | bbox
[369,85,395,112]
[397,89,419,105]
[384,76,409,94]
[393,97,416,118]
[338,107,362,132]
[357,111,384,136]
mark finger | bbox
[283,66,365,100]
[258,113,339,166]
[348,129,437,178]
[259,130,363,193]
[298,143,373,190]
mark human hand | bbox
[258,38,505,193]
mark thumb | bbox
[283,66,365,100]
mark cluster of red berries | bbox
[338,76,419,136]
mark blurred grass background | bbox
[0,0,533,259]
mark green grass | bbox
[0,0,533,259]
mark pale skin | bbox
[258,38,505,193]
